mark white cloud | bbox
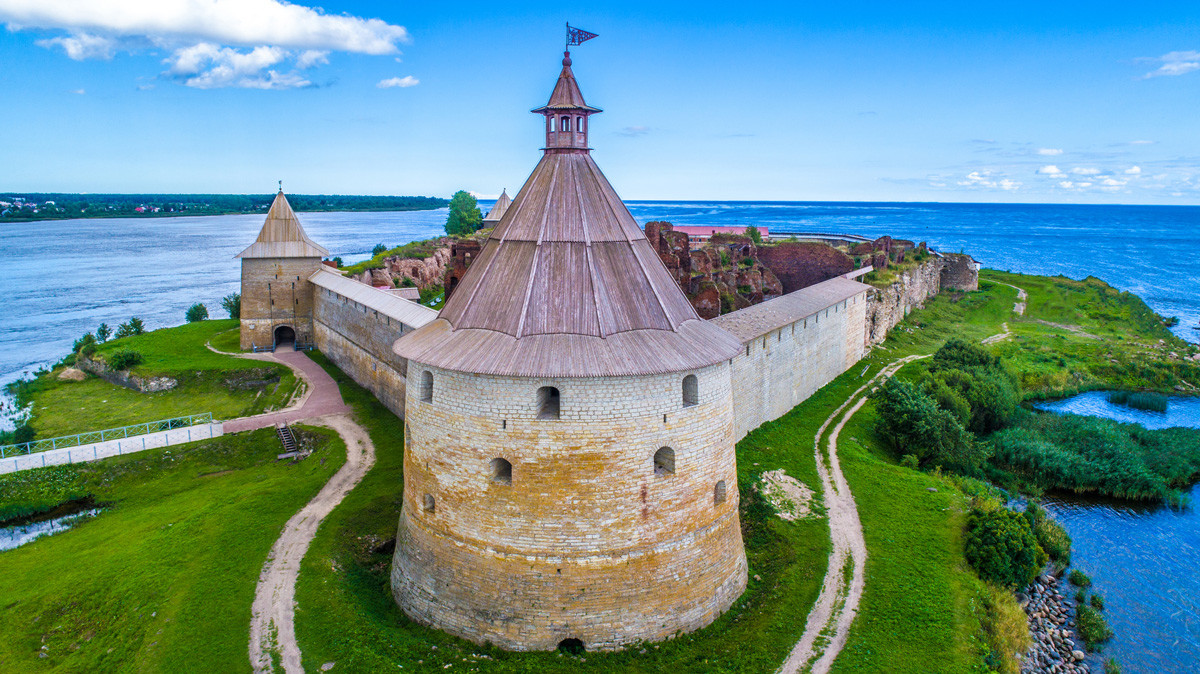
[1,0,408,53]
[620,126,651,137]
[36,32,115,60]
[1058,181,1075,189]
[1142,50,1200,78]
[1071,167,1101,175]
[1036,148,1063,156]
[1037,165,1065,177]
[296,49,328,69]
[956,170,1021,191]
[165,43,309,89]
[1101,178,1127,187]
[377,75,418,88]
[1128,140,1155,145]
[5,0,407,89]
[1125,166,1142,175]
[1076,181,1093,188]
[70,88,84,94]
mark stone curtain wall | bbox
[391,362,747,651]
[312,288,417,417]
[864,257,945,345]
[240,257,322,349]
[724,293,869,440]
[756,241,855,294]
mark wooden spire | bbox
[236,189,328,259]
[394,54,741,378]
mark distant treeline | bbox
[0,193,448,222]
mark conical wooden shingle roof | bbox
[482,189,511,224]
[236,190,328,259]
[532,55,601,113]
[394,57,741,378]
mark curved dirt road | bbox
[248,414,376,674]
[779,355,925,674]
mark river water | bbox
[1,200,1197,398]
[1036,393,1200,672]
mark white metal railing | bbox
[0,413,213,458]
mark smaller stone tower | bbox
[236,189,328,350]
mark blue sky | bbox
[2,1,1200,204]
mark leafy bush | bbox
[221,293,241,319]
[739,257,754,267]
[185,303,209,323]
[901,454,920,469]
[1104,657,1122,673]
[371,243,388,256]
[0,424,35,447]
[873,378,986,473]
[1076,604,1114,650]
[95,323,111,342]
[719,249,731,266]
[933,338,1000,370]
[964,507,1045,589]
[107,349,143,371]
[1091,592,1105,610]
[928,339,1019,434]
[1069,568,1092,588]
[744,225,762,244]
[1023,501,1072,566]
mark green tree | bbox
[964,507,1045,589]
[221,293,241,319]
[372,243,388,256]
[445,190,482,236]
[73,332,96,353]
[185,303,209,323]
[873,378,986,473]
[744,225,763,245]
[108,349,144,371]
[95,323,111,343]
[115,317,146,339]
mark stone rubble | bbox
[1019,573,1090,674]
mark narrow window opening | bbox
[558,639,585,655]
[537,386,560,419]
[576,115,583,133]
[663,414,667,424]
[654,447,675,476]
[549,116,555,132]
[561,115,571,132]
[423,493,435,512]
[682,374,699,408]
[746,345,750,357]
[502,419,507,430]
[714,480,727,505]
[490,458,513,485]
[421,371,433,403]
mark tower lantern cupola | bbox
[532,50,602,153]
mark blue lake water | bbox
[1036,392,1200,673]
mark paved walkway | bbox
[224,351,350,433]
[0,423,224,475]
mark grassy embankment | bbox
[984,270,1199,397]
[291,352,829,673]
[12,320,300,441]
[0,425,345,672]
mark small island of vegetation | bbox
[0,193,448,222]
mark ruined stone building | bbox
[236,48,971,652]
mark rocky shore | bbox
[1019,573,1090,673]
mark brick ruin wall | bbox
[392,362,747,651]
[718,291,869,440]
[756,241,855,294]
[312,287,419,418]
[240,257,321,349]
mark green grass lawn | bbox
[16,320,300,440]
[0,425,346,672]
[291,353,830,673]
[982,270,1200,397]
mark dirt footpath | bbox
[248,414,376,674]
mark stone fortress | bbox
[237,50,977,651]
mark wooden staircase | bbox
[276,423,299,459]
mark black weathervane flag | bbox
[566,23,598,48]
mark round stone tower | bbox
[390,50,747,652]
